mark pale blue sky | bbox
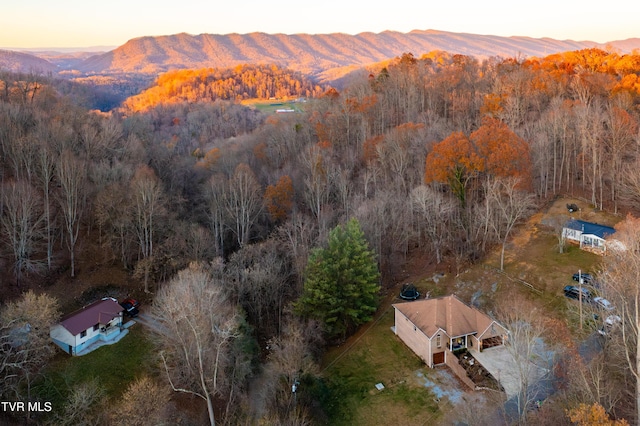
[1,0,638,49]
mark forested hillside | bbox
[122,64,324,112]
[73,30,640,79]
[2,47,640,424]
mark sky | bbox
[1,0,638,49]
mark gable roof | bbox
[393,295,500,339]
[565,219,615,239]
[59,298,123,336]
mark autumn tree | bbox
[424,131,481,207]
[295,218,380,341]
[567,402,629,426]
[425,118,531,207]
[150,264,241,426]
[264,175,294,222]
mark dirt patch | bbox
[415,368,465,404]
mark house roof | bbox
[393,295,501,339]
[565,219,615,239]
[59,298,123,336]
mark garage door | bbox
[482,336,503,350]
[433,351,445,365]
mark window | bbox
[93,324,99,331]
[436,334,441,348]
[80,330,87,338]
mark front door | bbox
[433,351,445,365]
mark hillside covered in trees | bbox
[3,47,640,424]
[122,64,324,112]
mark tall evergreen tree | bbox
[295,218,380,341]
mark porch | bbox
[76,320,135,356]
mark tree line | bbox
[122,64,325,112]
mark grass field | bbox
[34,325,154,418]
[319,308,442,425]
[241,98,305,114]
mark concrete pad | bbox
[470,346,546,398]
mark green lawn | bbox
[242,99,304,114]
[34,325,154,415]
[319,309,440,425]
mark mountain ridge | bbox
[2,30,640,82]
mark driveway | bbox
[470,345,548,399]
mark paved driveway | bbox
[470,346,548,398]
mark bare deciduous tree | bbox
[410,185,455,264]
[53,379,105,426]
[225,163,263,247]
[34,139,56,270]
[56,150,86,277]
[0,180,45,285]
[206,174,227,256]
[600,215,640,424]
[150,264,240,426]
[499,297,550,424]
[0,291,60,401]
[484,176,537,270]
[130,165,165,292]
[255,320,319,424]
[226,239,292,336]
[108,376,172,426]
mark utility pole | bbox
[578,269,583,330]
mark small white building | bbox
[562,219,616,254]
[50,297,125,356]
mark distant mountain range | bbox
[2,30,640,82]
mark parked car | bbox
[593,296,615,311]
[122,298,140,308]
[598,315,621,336]
[120,299,140,317]
[564,285,592,301]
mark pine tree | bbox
[295,218,380,341]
